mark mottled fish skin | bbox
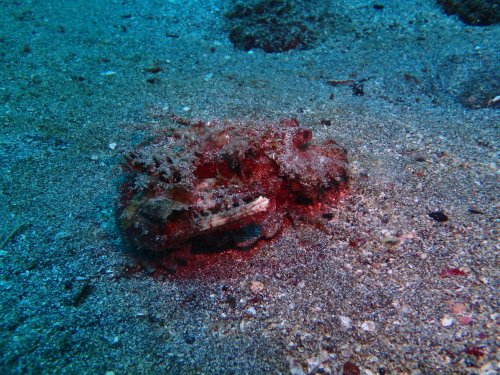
[118,117,348,255]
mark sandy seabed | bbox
[0,1,498,374]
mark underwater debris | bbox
[117,116,348,267]
[326,78,367,96]
[71,283,94,307]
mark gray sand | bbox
[0,0,498,374]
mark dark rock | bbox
[437,0,500,26]
[428,210,449,222]
[225,0,335,53]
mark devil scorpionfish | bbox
[118,116,348,267]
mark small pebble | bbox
[451,302,467,314]
[239,320,247,331]
[439,267,466,278]
[383,236,399,246]
[441,316,454,327]
[246,307,257,316]
[339,316,352,329]
[468,207,484,214]
[460,315,473,325]
[250,281,264,293]
[361,321,376,332]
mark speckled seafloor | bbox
[0,1,498,374]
